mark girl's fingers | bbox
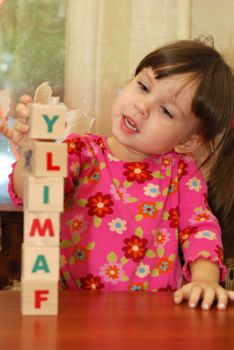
[188,285,203,308]
[174,283,234,310]
[173,289,184,304]
[15,103,30,119]
[201,287,216,310]
[20,94,33,104]
[174,284,192,304]
[215,287,228,310]
[227,290,234,300]
[14,120,29,133]
[0,119,28,147]
[0,122,15,141]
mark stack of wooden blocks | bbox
[21,102,67,315]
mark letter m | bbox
[30,218,55,237]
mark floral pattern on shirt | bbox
[8,133,227,291]
[58,134,226,290]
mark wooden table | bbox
[0,291,234,349]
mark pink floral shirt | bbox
[9,133,226,291]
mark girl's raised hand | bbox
[0,94,32,148]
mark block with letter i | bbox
[21,94,67,315]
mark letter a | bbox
[32,255,50,273]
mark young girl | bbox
[1,38,234,310]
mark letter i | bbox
[43,186,49,204]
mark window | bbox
[0,0,66,203]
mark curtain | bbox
[65,0,179,136]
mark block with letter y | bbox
[28,103,67,140]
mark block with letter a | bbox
[22,244,60,280]
[21,83,67,315]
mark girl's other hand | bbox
[173,281,234,310]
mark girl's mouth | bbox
[123,116,139,133]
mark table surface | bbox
[0,291,234,350]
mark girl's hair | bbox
[208,127,234,263]
[135,37,234,263]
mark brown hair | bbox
[208,128,234,263]
[135,37,234,262]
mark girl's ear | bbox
[174,134,202,154]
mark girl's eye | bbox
[160,106,173,118]
[137,81,149,93]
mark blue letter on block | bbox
[43,186,49,204]
[42,114,59,132]
[32,255,50,273]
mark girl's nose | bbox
[134,100,150,119]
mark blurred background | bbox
[0,0,234,203]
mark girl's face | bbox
[109,67,201,161]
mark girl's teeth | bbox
[124,117,138,131]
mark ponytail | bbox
[208,127,234,264]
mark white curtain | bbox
[64,0,183,135]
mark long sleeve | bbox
[177,155,227,281]
[8,162,23,207]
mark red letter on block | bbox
[30,218,55,237]
[47,152,60,171]
[35,290,49,309]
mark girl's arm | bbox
[174,259,234,310]
[12,156,25,200]
[175,153,234,310]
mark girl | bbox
[1,37,234,310]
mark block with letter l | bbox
[28,103,67,140]
[23,140,67,177]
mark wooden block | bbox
[24,176,64,212]
[21,244,59,280]
[28,103,67,140]
[23,140,67,177]
[24,211,60,246]
[21,279,58,315]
